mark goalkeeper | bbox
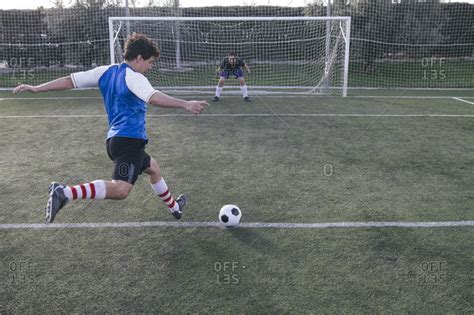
[13,33,209,223]
[213,52,251,102]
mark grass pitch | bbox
[0,90,473,313]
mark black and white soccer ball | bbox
[219,205,242,227]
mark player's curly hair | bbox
[124,32,160,61]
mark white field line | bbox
[0,113,473,119]
[0,220,473,230]
[0,97,103,100]
[1,96,474,100]
[353,96,474,99]
[0,114,107,118]
[452,97,474,105]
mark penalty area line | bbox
[0,220,473,230]
[0,113,474,119]
[1,96,474,100]
[0,97,103,100]
[452,97,474,105]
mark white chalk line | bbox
[1,96,474,100]
[0,97,102,100]
[0,220,473,230]
[452,97,474,105]
[354,95,474,99]
[0,113,473,119]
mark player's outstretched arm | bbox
[13,76,74,94]
[149,91,209,115]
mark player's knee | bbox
[115,182,132,200]
[116,187,131,200]
[145,158,161,177]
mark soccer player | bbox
[213,52,251,102]
[13,33,209,223]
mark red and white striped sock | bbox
[151,178,180,212]
[63,180,106,201]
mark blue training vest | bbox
[98,63,148,140]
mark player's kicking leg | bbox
[46,182,70,223]
[46,179,135,223]
[45,168,185,223]
[45,137,186,223]
[45,179,121,223]
[144,157,187,219]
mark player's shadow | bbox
[226,227,278,255]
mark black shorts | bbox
[106,136,151,185]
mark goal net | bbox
[0,2,472,95]
[109,16,351,96]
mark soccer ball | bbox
[219,205,242,227]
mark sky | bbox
[1,0,472,9]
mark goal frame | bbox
[108,16,351,97]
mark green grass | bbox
[0,91,473,312]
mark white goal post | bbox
[108,16,351,96]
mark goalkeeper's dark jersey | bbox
[220,57,246,70]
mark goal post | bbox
[108,16,351,96]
